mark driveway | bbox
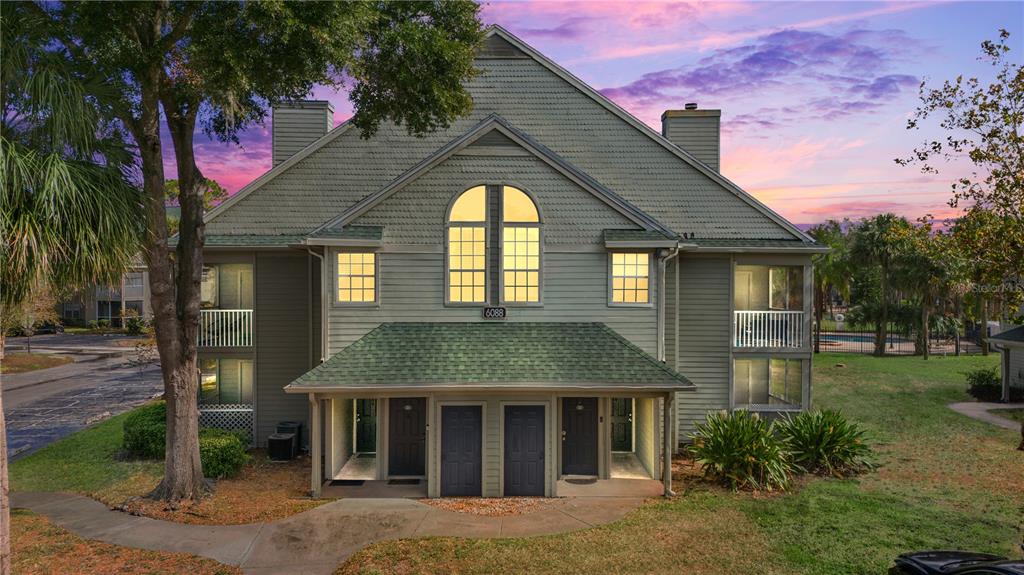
[3,334,162,460]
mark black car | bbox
[891,551,1024,575]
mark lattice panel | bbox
[199,405,254,444]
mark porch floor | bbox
[610,452,651,480]
[321,479,427,499]
[336,453,376,481]
[556,477,664,497]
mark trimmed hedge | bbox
[122,401,250,479]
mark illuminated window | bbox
[337,252,376,303]
[448,186,487,303]
[610,252,649,304]
[502,187,540,303]
[199,358,254,405]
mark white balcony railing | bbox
[734,310,804,348]
[199,309,253,347]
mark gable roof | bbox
[991,325,1024,347]
[204,26,813,245]
[310,114,675,237]
[285,322,695,392]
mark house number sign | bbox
[482,307,507,319]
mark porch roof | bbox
[991,325,1024,347]
[285,322,694,393]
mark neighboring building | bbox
[990,326,1024,402]
[59,264,152,327]
[193,27,824,498]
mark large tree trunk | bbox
[130,68,206,502]
[0,334,9,574]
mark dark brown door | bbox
[388,397,425,476]
[356,399,377,453]
[441,405,482,496]
[611,398,632,452]
[505,405,545,496]
[562,397,598,475]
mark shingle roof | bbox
[169,234,304,247]
[689,238,824,250]
[308,225,383,240]
[603,229,678,244]
[991,325,1024,344]
[287,322,694,391]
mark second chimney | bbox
[272,100,334,166]
[661,103,721,172]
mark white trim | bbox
[486,26,812,243]
[285,383,693,394]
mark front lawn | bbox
[11,509,239,575]
[0,352,73,374]
[9,407,323,525]
[337,353,1023,575]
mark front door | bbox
[505,405,545,496]
[441,405,482,496]
[355,399,377,453]
[561,397,598,476]
[610,398,633,452]
[388,398,425,476]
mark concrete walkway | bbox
[949,401,1024,431]
[12,492,646,575]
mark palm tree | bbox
[849,214,913,356]
[893,223,954,359]
[808,220,851,353]
[0,11,143,569]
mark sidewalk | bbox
[12,492,646,575]
[948,401,1024,431]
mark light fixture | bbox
[403,404,412,411]
[575,403,584,411]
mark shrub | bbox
[198,428,250,479]
[688,410,791,491]
[965,366,1022,401]
[123,402,250,478]
[776,410,873,476]
[86,320,99,330]
[123,401,166,459]
[96,318,111,329]
[123,312,147,336]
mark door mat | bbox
[564,477,598,485]
[329,479,365,486]
[387,479,420,485]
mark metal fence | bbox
[815,322,985,356]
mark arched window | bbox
[501,187,540,303]
[447,186,487,303]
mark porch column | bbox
[1002,349,1011,403]
[663,392,674,496]
[310,394,322,498]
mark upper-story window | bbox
[201,263,253,309]
[337,252,377,303]
[447,186,487,303]
[610,252,650,304]
[446,185,543,305]
[501,187,540,303]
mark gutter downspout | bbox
[657,246,682,363]
[306,247,327,363]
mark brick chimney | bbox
[272,101,334,166]
[661,103,721,172]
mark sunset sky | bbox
[169,1,1023,227]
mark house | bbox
[58,264,152,327]
[990,326,1024,402]
[192,27,824,499]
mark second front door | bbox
[388,397,425,476]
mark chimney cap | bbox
[684,102,698,110]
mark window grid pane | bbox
[502,226,540,302]
[448,226,486,302]
[337,252,376,303]
[611,252,649,303]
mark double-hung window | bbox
[447,186,487,303]
[337,252,377,303]
[610,252,650,304]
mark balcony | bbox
[734,310,805,349]
[199,309,253,347]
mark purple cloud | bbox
[600,27,920,123]
[518,17,593,40]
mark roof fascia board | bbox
[284,382,696,394]
[312,114,671,236]
[684,245,830,254]
[606,240,679,249]
[203,120,355,224]
[302,238,383,247]
[486,26,813,243]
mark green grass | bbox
[10,409,161,497]
[991,408,1024,424]
[338,353,1023,575]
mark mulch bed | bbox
[421,496,559,517]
